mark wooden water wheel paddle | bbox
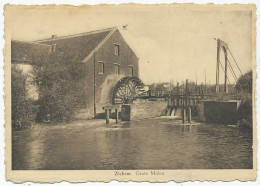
[112,77,145,104]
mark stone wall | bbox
[121,98,167,121]
[197,102,206,122]
[203,100,241,124]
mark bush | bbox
[234,71,253,128]
[32,53,87,123]
[11,66,36,129]
[235,70,252,93]
[237,99,252,128]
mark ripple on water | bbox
[12,118,253,170]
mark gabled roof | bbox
[11,27,137,65]
[11,40,52,64]
[36,27,117,62]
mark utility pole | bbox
[216,39,220,94]
[177,82,180,106]
[204,69,207,94]
[195,71,198,94]
[169,79,171,94]
[171,77,174,94]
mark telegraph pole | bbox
[216,39,220,94]
[195,71,198,94]
[204,69,207,94]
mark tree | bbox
[12,66,36,129]
[235,70,253,128]
[32,52,87,123]
[235,70,252,93]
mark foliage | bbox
[234,70,253,127]
[32,53,87,123]
[235,70,252,93]
[237,99,252,128]
[11,66,36,129]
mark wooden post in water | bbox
[106,109,110,124]
[182,96,186,124]
[115,109,119,124]
[182,107,186,124]
[185,79,189,107]
[187,107,192,123]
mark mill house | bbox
[11,27,142,119]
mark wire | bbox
[229,62,245,93]
[227,58,238,82]
[227,47,243,76]
[227,59,245,93]
[219,60,231,84]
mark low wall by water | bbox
[203,100,241,124]
[197,102,206,122]
[121,98,167,121]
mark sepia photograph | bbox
[4,3,256,182]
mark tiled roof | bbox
[11,27,117,64]
[11,40,52,64]
[36,27,116,62]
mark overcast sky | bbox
[6,5,253,84]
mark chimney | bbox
[51,35,57,39]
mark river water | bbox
[12,117,253,170]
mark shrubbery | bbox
[32,53,87,123]
[11,66,36,129]
[237,99,252,128]
[235,70,253,128]
[235,70,252,93]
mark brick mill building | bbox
[11,27,143,119]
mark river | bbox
[12,117,253,170]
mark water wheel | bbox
[112,77,145,104]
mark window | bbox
[114,44,120,56]
[129,65,134,76]
[98,62,104,74]
[114,64,120,74]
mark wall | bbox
[13,29,140,119]
[78,30,139,118]
[92,29,139,115]
[197,102,206,122]
[121,98,167,121]
[203,100,241,124]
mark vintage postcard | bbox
[4,4,256,182]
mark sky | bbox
[6,4,253,84]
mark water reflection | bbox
[12,118,253,170]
